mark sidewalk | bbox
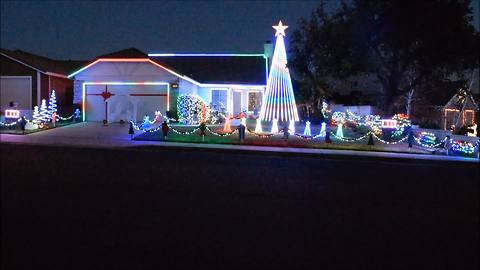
[1,122,478,163]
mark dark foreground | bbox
[1,143,478,270]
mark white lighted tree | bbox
[260,21,299,122]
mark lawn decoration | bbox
[35,106,42,123]
[141,115,151,129]
[48,90,57,117]
[255,118,262,133]
[223,116,232,132]
[319,122,326,137]
[419,131,437,147]
[289,120,295,134]
[271,119,279,133]
[40,99,49,122]
[336,123,344,138]
[260,21,299,122]
[303,121,311,137]
[177,94,206,124]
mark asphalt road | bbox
[1,143,478,270]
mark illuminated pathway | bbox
[1,122,478,163]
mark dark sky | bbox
[1,1,478,61]
[0,0,333,60]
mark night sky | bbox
[0,0,328,60]
[1,1,478,61]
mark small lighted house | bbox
[442,88,478,130]
[68,48,270,122]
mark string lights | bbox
[259,21,299,122]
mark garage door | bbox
[0,76,32,111]
[85,84,168,122]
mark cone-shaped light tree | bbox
[260,21,299,123]
[40,99,49,122]
[48,90,57,116]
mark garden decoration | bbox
[319,122,326,137]
[289,120,295,135]
[255,118,262,133]
[303,121,311,137]
[260,21,299,122]
[271,119,279,133]
[223,116,232,132]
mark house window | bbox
[211,89,228,112]
[248,92,262,112]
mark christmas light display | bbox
[223,116,232,132]
[40,99,49,122]
[177,94,205,124]
[418,132,437,147]
[336,123,344,138]
[451,141,475,155]
[5,109,20,119]
[391,114,411,137]
[81,82,170,122]
[289,120,295,134]
[319,122,326,137]
[141,115,151,129]
[48,90,57,117]
[32,106,41,124]
[241,117,247,126]
[303,121,311,137]
[255,118,263,133]
[271,119,279,133]
[259,21,299,122]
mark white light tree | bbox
[48,90,57,117]
[32,106,41,124]
[40,99,49,122]
[260,21,299,123]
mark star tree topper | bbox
[273,20,288,36]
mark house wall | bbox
[49,76,74,114]
[0,55,38,107]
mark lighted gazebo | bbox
[442,87,478,130]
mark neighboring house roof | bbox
[150,54,267,85]
[0,48,87,77]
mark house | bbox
[68,48,270,122]
[0,49,85,115]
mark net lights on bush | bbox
[418,131,437,147]
[177,94,206,124]
[451,141,475,155]
[259,21,299,122]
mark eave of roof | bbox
[68,57,266,88]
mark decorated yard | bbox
[132,120,479,158]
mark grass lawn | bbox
[134,121,435,155]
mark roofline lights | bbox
[148,53,266,58]
[69,58,267,88]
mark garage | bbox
[84,83,169,122]
[0,76,32,111]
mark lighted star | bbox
[273,20,288,36]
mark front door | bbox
[233,91,242,116]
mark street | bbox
[1,143,478,269]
